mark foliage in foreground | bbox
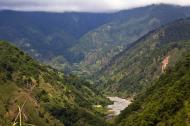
[0,41,110,126]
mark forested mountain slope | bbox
[116,53,190,126]
[98,18,190,96]
[0,4,190,74]
[0,11,113,71]
[0,41,110,126]
[72,4,190,75]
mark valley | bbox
[0,3,190,126]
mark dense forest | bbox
[116,53,190,126]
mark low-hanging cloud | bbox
[0,0,190,12]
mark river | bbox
[107,97,132,118]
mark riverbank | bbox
[106,97,132,119]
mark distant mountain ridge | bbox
[0,4,190,74]
[0,10,114,67]
[0,10,114,38]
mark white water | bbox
[107,97,131,116]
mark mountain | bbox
[72,4,190,75]
[98,18,190,96]
[115,53,190,126]
[0,41,110,126]
[1,4,190,126]
[0,4,190,74]
[0,11,113,71]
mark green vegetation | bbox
[0,11,113,73]
[1,5,190,126]
[0,41,110,126]
[116,53,190,126]
[0,5,190,75]
[71,4,190,76]
[98,18,190,96]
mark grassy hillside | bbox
[72,4,190,76]
[116,53,190,126]
[98,18,190,96]
[0,41,110,126]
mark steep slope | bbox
[0,11,113,70]
[1,5,190,75]
[0,41,110,126]
[116,53,190,126]
[98,18,190,96]
[72,4,190,75]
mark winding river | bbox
[107,97,132,118]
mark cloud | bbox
[0,0,190,12]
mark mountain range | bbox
[0,3,190,126]
[0,4,190,75]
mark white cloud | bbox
[0,0,190,12]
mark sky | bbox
[0,0,190,12]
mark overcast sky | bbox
[0,0,190,12]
